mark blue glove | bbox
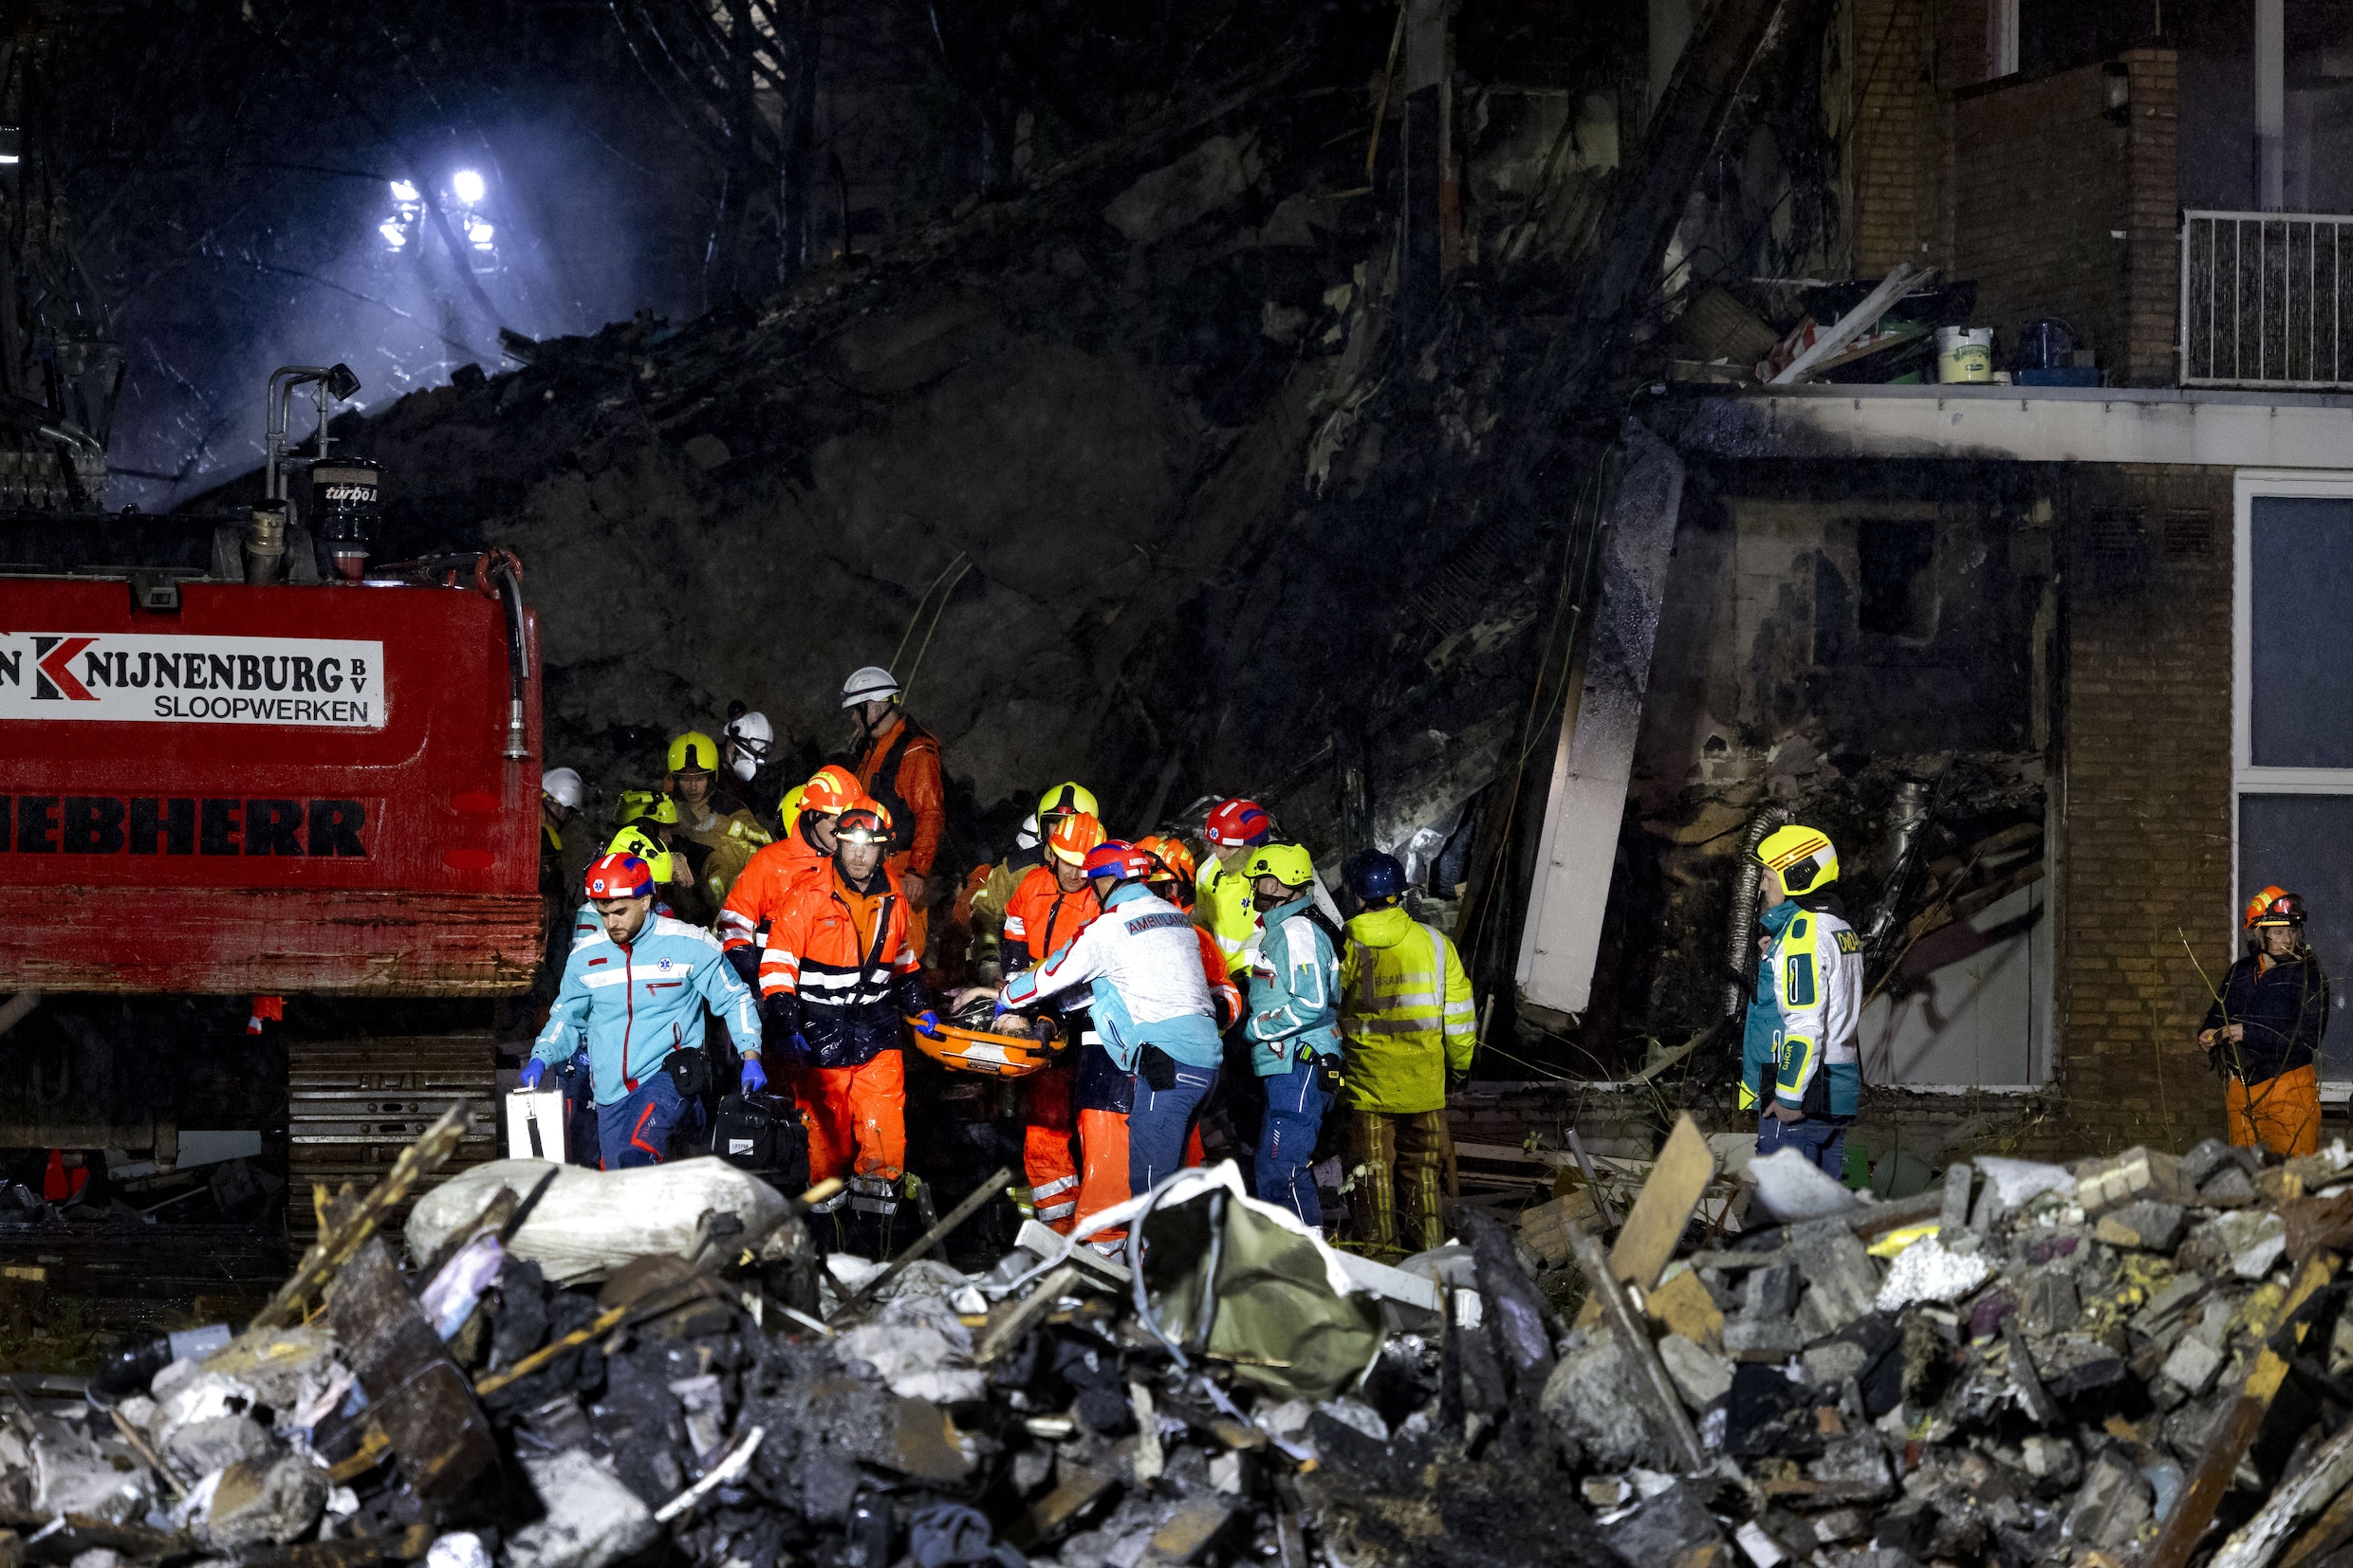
[518,1059,547,1090]
[740,1055,769,1094]
[914,1010,944,1039]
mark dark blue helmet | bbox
[1343,849,1406,903]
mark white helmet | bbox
[841,665,901,709]
[723,710,774,783]
[541,766,584,811]
[1014,814,1041,851]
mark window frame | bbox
[2233,468,2353,1098]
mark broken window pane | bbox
[1856,518,1936,638]
[2250,497,2353,768]
[2237,792,2353,1077]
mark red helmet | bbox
[1205,798,1271,847]
[584,853,654,901]
[1084,840,1157,883]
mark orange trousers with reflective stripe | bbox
[1023,1061,1080,1231]
[793,1051,908,1185]
[2229,1062,2322,1157]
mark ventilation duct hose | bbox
[1724,802,1794,1018]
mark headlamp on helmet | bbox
[834,804,893,846]
[2248,887,2308,929]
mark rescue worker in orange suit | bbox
[843,666,947,967]
[717,764,862,985]
[758,802,944,1248]
[997,810,1108,1232]
[969,783,1096,985]
[2200,887,2331,1157]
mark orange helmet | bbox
[834,799,894,846]
[801,764,862,817]
[1047,810,1106,867]
[2239,883,2296,931]
[1135,834,1196,887]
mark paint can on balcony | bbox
[1936,326,1995,382]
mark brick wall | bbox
[1849,0,1939,274]
[2121,49,2181,386]
[2055,465,2231,1153]
[1946,51,2178,385]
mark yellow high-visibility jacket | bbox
[1196,855,1262,976]
[1337,905,1476,1115]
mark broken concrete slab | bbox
[203,1453,328,1548]
[2094,1199,2185,1252]
[1788,1220,1881,1337]
[1658,1334,1733,1410]
[1749,1148,1863,1225]
[507,1450,658,1568]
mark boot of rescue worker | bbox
[1752,825,1862,1178]
[2201,888,2330,1157]
[1239,842,1344,1232]
[1335,850,1473,1261]
[843,666,947,968]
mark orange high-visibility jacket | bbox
[759,867,934,1068]
[717,816,830,951]
[852,710,946,876]
[1002,864,1102,973]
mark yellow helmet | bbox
[1243,841,1316,888]
[615,788,677,829]
[1756,823,1838,897]
[607,824,675,884]
[667,731,720,775]
[779,784,808,837]
[1036,781,1099,823]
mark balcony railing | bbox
[2182,211,2353,389]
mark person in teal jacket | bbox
[1740,898,1801,1114]
[528,852,762,1169]
[1241,842,1344,1229]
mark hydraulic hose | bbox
[477,548,530,761]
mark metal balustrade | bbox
[2181,210,2353,389]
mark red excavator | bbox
[0,363,541,1270]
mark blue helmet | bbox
[1343,850,1406,903]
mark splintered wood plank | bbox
[1573,1112,1717,1330]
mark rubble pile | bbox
[20,1112,2353,1568]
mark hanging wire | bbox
[887,550,972,674]
[899,557,974,705]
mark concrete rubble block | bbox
[1540,1336,1667,1471]
[1724,1316,1808,1357]
[505,1450,658,1568]
[2180,1139,2236,1189]
[1743,1264,1801,1320]
[1658,1334,1733,1411]
[1874,1235,1992,1313]
[2074,1148,2194,1217]
[2213,1210,2290,1280]
[2093,1199,2185,1253]
[2201,1166,2260,1208]
[2062,1448,2152,1550]
[2130,1273,2208,1339]
[1811,1507,1870,1542]
[1750,1149,1863,1225]
[1603,1481,1726,1563]
[2036,1335,2129,1400]
[1806,1434,1897,1500]
[832,1294,986,1405]
[203,1453,328,1548]
[1804,1339,1869,1389]
[1975,1157,2077,1215]
[1100,135,1265,246]
[162,1414,275,1478]
[2019,1271,2082,1337]
[2160,1334,2224,1396]
[27,1416,157,1523]
[2019,1434,2081,1489]
[1646,1269,1727,1355]
[197,1325,343,1417]
[1789,1220,1881,1338]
